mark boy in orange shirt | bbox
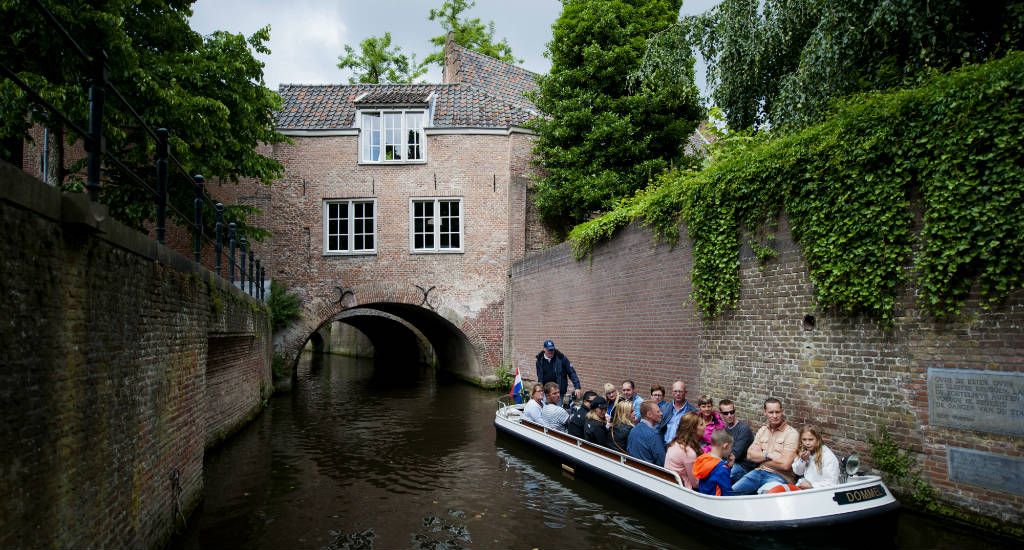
[693,430,735,496]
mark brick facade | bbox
[508,218,1023,524]
[0,162,273,549]
[208,41,556,383]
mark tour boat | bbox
[494,401,899,531]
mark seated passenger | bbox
[696,394,726,452]
[610,400,635,453]
[603,383,621,422]
[523,383,545,424]
[733,398,799,495]
[664,412,702,489]
[693,430,735,496]
[539,382,570,431]
[621,380,644,422]
[583,396,611,448]
[626,401,666,466]
[567,390,598,438]
[792,426,840,489]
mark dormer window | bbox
[359,110,426,163]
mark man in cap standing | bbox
[535,339,581,406]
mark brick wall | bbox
[508,217,1023,524]
[212,130,539,384]
[0,162,272,549]
[509,223,702,394]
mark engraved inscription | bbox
[928,369,1024,436]
[948,447,1024,497]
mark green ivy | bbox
[267,280,301,333]
[570,53,1024,321]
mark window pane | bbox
[329,236,338,251]
[329,219,338,235]
[384,113,402,160]
[414,234,423,249]
[406,112,422,160]
[449,201,459,216]
[450,234,460,248]
[362,113,381,162]
[449,217,459,232]
[354,234,364,250]
[424,233,434,248]
[441,234,449,248]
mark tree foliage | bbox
[337,32,426,84]
[641,0,1024,130]
[572,53,1024,321]
[0,0,286,236]
[530,0,704,230]
[424,0,518,66]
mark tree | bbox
[337,32,426,84]
[530,0,704,230]
[424,0,518,66]
[0,0,286,236]
[642,0,1024,130]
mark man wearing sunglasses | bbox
[719,398,755,483]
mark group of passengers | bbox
[528,340,841,496]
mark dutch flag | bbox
[510,365,523,404]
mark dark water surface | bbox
[174,355,1011,549]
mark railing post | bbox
[155,128,168,244]
[239,237,247,290]
[228,223,237,283]
[248,251,255,296]
[85,51,108,202]
[260,266,266,301]
[255,259,261,299]
[193,174,204,263]
[214,203,224,276]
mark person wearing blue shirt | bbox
[627,401,666,466]
[621,380,644,421]
[660,380,697,445]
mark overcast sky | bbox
[190,0,721,95]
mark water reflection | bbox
[173,354,1014,550]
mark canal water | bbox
[174,355,1009,549]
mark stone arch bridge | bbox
[275,281,503,385]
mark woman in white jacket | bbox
[793,426,840,489]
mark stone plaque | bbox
[928,368,1024,436]
[948,447,1024,496]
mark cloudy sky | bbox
[190,0,721,94]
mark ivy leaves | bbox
[570,53,1024,321]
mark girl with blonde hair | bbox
[793,426,840,488]
[610,400,635,453]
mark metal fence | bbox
[0,0,267,300]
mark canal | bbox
[174,354,1009,549]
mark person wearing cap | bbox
[583,396,612,448]
[535,339,581,405]
[567,390,598,438]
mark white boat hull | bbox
[495,404,899,531]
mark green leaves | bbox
[424,0,518,66]
[337,32,427,84]
[532,0,703,230]
[570,53,1024,322]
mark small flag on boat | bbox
[510,365,523,404]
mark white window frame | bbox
[323,198,377,255]
[409,197,464,253]
[358,109,427,164]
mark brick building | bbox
[223,37,555,382]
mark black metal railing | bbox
[1,0,267,300]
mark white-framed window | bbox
[323,199,376,255]
[410,197,463,253]
[359,110,426,163]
